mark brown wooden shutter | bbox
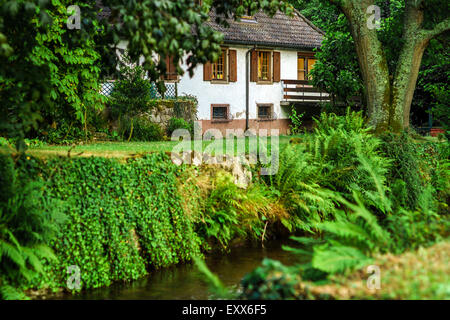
[250,50,258,82]
[203,62,212,81]
[228,50,237,82]
[273,51,280,82]
[162,56,177,80]
[168,56,177,80]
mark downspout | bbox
[245,47,255,131]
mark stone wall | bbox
[141,99,197,131]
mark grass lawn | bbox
[0,135,297,159]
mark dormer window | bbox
[240,15,257,24]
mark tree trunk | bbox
[392,6,428,130]
[330,0,450,133]
[340,0,392,132]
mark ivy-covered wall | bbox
[16,153,203,291]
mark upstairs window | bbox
[212,49,227,81]
[297,53,317,81]
[258,51,271,82]
[203,48,237,83]
[250,50,280,83]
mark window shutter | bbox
[229,50,237,82]
[273,51,280,82]
[203,62,212,81]
[168,56,177,80]
[162,56,177,81]
[250,50,258,82]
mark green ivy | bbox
[16,153,204,291]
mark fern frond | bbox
[312,242,373,274]
[0,241,25,268]
[0,284,27,300]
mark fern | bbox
[312,241,373,274]
[0,154,64,299]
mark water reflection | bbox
[59,239,301,300]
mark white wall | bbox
[177,46,298,120]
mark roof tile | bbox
[206,10,323,50]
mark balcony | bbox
[281,79,361,106]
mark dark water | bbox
[57,239,300,300]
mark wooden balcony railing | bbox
[281,79,361,106]
[281,79,330,103]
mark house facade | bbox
[170,10,324,135]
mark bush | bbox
[0,154,64,299]
[305,110,390,210]
[379,132,424,210]
[166,117,193,136]
[240,259,299,300]
[416,141,450,211]
[120,117,164,142]
[109,55,154,120]
[41,120,89,145]
[266,144,336,233]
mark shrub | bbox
[119,117,164,142]
[41,120,89,145]
[190,169,287,250]
[240,259,299,300]
[379,132,424,210]
[166,117,193,136]
[386,185,446,253]
[313,108,367,134]
[109,55,154,120]
[289,107,304,135]
[266,144,337,233]
[0,154,64,299]
[305,110,390,210]
[416,141,450,211]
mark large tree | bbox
[326,0,449,132]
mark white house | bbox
[162,9,325,135]
[109,8,325,135]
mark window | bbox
[258,51,271,82]
[250,50,279,83]
[161,55,178,81]
[211,49,227,81]
[211,104,229,121]
[257,104,273,120]
[297,53,317,80]
[204,49,237,82]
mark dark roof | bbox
[95,2,323,51]
[206,9,324,50]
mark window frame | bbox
[257,103,274,121]
[211,47,229,83]
[297,52,317,81]
[257,50,273,84]
[211,104,231,122]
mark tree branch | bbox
[422,17,450,41]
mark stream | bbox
[55,239,301,300]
